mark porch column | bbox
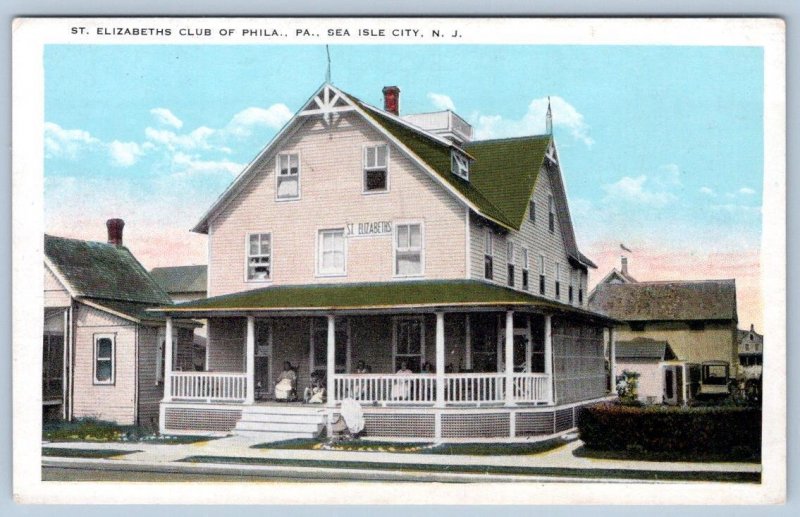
[163,317,174,402]
[62,308,69,420]
[504,310,515,406]
[609,326,616,394]
[327,315,336,407]
[544,314,554,404]
[464,314,472,370]
[435,312,445,408]
[245,316,255,404]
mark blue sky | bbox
[43,44,765,326]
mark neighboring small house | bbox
[150,265,208,370]
[596,256,637,285]
[590,270,738,403]
[43,219,194,427]
[738,323,763,380]
[614,337,676,404]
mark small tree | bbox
[616,370,641,405]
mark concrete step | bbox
[233,429,321,440]
[234,421,323,434]
[236,413,326,424]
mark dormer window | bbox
[451,151,470,180]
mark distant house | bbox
[150,265,208,370]
[590,263,738,403]
[738,323,763,380]
[595,256,637,285]
[614,337,676,404]
[43,219,194,427]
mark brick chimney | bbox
[621,256,629,275]
[107,218,125,246]
[382,86,400,116]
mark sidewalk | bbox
[42,435,762,482]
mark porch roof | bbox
[149,279,616,322]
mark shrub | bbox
[577,402,761,456]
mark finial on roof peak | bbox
[546,96,553,135]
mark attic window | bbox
[451,151,469,180]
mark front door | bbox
[254,321,272,400]
[663,366,678,405]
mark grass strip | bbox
[43,418,215,444]
[573,445,761,464]
[254,437,569,456]
[180,455,760,483]
[42,447,140,459]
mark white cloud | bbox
[144,126,215,151]
[225,104,292,137]
[427,92,456,111]
[44,122,100,158]
[471,96,593,146]
[602,175,676,208]
[699,186,716,196]
[149,108,183,129]
[739,187,756,195]
[171,152,244,177]
[108,140,143,167]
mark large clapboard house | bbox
[155,83,616,441]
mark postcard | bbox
[12,17,785,504]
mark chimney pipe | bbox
[382,86,400,116]
[107,218,125,246]
[621,256,629,275]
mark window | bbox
[507,241,515,287]
[484,229,494,280]
[529,200,536,224]
[93,334,115,385]
[569,285,574,304]
[548,195,555,233]
[394,317,425,372]
[310,318,348,374]
[539,255,546,295]
[246,233,272,281]
[555,262,561,299]
[702,363,729,385]
[578,288,584,305]
[395,223,423,276]
[276,153,300,199]
[521,248,529,291]
[317,229,346,276]
[451,151,470,180]
[364,144,388,192]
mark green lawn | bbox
[181,455,760,483]
[42,447,140,459]
[573,445,761,464]
[43,418,215,444]
[253,437,570,456]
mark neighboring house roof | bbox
[616,338,676,360]
[738,325,763,354]
[153,279,615,323]
[588,279,737,322]
[45,234,172,322]
[190,83,595,268]
[150,265,208,294]
[596,268,638,286]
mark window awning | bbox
[149,279,617,323]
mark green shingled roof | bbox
[151,265,207,294]
[45,234,172,305]
[465,135,551,227]
[154,280,612,323]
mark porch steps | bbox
[233,405,327,440]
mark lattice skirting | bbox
[515,411,555,436]
[164,406,242,432]
[363,412,436,438]
[442,412,510,438]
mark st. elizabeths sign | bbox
[345,221,392,238]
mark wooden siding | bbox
[469,162,587,307]
[44,265,71,308]
[614,359,663,403]
[136,325,161,428]
[552,317,606,405]
[71,303,137,425]
[207,113,467,297]
[615,321,738,371]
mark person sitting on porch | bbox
[421,361,434,373]
[392,361,413,400]
[304,371,326,404]
[356,360,369,374]
[275,361,297,401]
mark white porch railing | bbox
[332,372,551,405]
[444,372,505,404]
[334,373,436,405]
[170,372,247,402]
[512,373,551,403]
